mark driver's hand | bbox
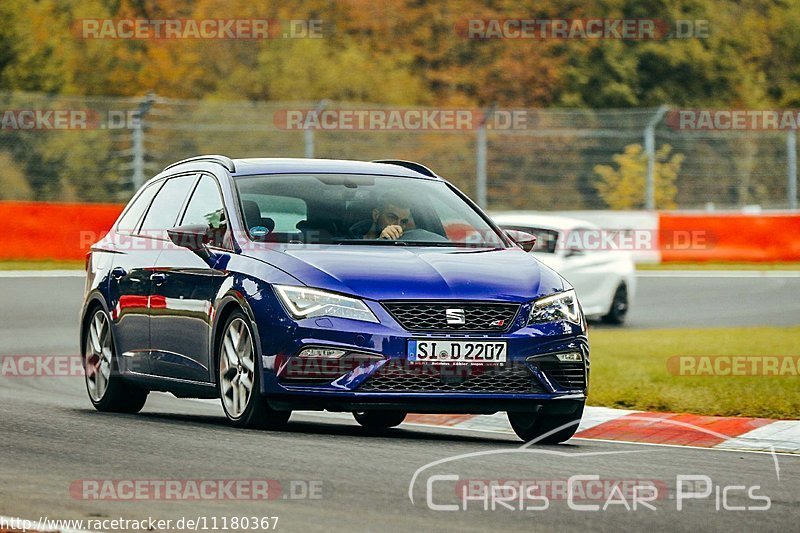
[379,225,404,240]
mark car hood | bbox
[245,245,565,302]
[529,252,564,271]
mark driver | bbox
[362,192,415,240]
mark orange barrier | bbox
[659,213,800,262]
[3,201,800,263]
[2,201,123,261]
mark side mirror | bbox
[167,224,214,255]
[504,229,537,253]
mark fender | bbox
[79,289,114,364]
[210,285,265,388]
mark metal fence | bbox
[0,91,796,211]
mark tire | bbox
[602,283,629,325]
[217,309,291,429]
[353,410,407,430]
[507,401,585,444]
[84,307,148,414]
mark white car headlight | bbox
[275,285,379,323]
[528,289,582,325]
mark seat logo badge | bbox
[445,308,466,325]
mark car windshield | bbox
[234,174,507,248]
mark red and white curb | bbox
[404,407,800,453]
[192,397,800,453]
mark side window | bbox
[139,174,197,238]
[241,194,307,232]
[116,181,161,234]
[181,174,227,247]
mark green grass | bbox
[637,262,800,270]
[0,260,84,270]
[588,326,800,419]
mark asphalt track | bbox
[1,271,798,354]
[1,272,799,532]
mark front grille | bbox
[359,363,545,393]
[536,361,587,390]
[382,301,520,332]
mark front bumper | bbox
[256,299,589,412]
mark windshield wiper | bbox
[331,239,408,246]
[399,241,479,247]
[331,239,500,248]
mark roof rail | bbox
[163,155,236,173]
[371,159,438,178]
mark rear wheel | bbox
[217,310,291,429]
[507,401,584,444]
[602,283,628,325]
[84,307,148,413]
[353,410,407,430]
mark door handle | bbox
[110,266,126,280]
[150,272,167,285]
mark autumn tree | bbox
[594,143,683,209]
[2,0,800,109]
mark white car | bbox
[493,212,636,325]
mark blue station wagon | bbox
[81,156,589,443]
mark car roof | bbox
[231,158,440,180]
[490,211,599,231]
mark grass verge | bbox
[637,262,800,270]
[588,326,800,419]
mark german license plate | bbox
[407,340,507,364]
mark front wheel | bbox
[353,410,407,430]
[84,307,148,413]
[602,283,629,325]
[507,401,584,444]
[217,310,291,429]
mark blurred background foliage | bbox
[3,0,798,107]
[0,0,797,207]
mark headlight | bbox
[528,289,582,325]
[274,285,379,323]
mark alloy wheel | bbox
[85,310,113,402]
[219,317,256,419]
